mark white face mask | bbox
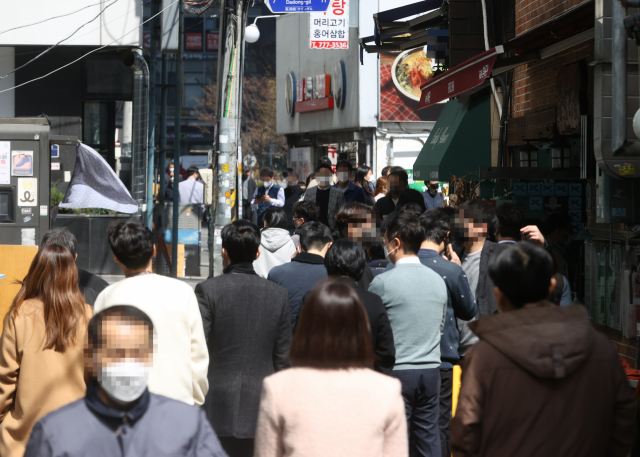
[99,360,150,403]
[337,172,349,182]
[281,180,288,189]
[383,240,398,263]
[318,176,332,186]
[262,179,271,187]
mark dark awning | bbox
[413,94,491,182]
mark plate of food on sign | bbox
[391,47,436,102]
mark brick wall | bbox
[594,324,638,369]
[515,0,587,36]
[449,0,486,67]
[511,41,592,118]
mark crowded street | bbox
[0,0,639,456]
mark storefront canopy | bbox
[413,94,491,182]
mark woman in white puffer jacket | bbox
[254,207,297,278]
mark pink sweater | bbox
[254,367,408,457]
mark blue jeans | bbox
[392,368,441,457]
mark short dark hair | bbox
[283,167,294,178]
[488,242,555,308]
[187,166,200,177]
[287,171,299,179]
[496,203,524,240]
[264,207,288,229]
[397,188,426,213]
[41,227,78,258]
[334,202,371,239]
[388,169,409,184]
[543,214,573,236]
[221,220,261,263]
[336,160,353,174]
[420,208,450,244]
[260,167,274,178]
[300,222,332,252]
[316,162,333,174]
[381,166,391,177]
[107,219,154,270]
[459,199,498,228]
[89,305,155,350]
[385,212,424,255]
[293,200,320,223]
[324,239,367,281]
[291,278,374,368]
[399,203,424,218]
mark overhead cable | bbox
[0,1,107,36]
[0,0,180,94]
[184,0,219,16]
[0,0,122,80]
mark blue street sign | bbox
[265,0,330,13]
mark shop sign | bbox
[185,33,203,51]
[207,33,219,51]
[310,0,349,50]
[266,0,331,13]
[286,70,341,114]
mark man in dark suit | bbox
[303,162,345,233]
[283,170,304,233]
[375,168,409,218]
[323,239,395,374]
[195,221,291,457]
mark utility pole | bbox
[171,0,183,277]
[158,54,168,200]
[147,0,159,229]
[210,0,245,276]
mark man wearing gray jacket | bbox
[24,306,227,457]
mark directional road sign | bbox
[265,0,330,13]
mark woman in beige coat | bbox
[254,278,408,457]
[0,245,92,457]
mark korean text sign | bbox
[310,0,349,49]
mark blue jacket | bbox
[422,190,444,210]
[268,252,327,327]
[334,181,366,204]
[386,249,478,368]
[24,380,227,457]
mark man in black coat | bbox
[322,239,396,374]
[375,168,409,218]
[195,221,291,457]
[283,170,304,233]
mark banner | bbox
[310,0,349,49]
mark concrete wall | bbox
[0,0,142,47]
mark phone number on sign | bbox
[311,41,348,49]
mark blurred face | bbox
[169,165,174,178]
[94,316,152,404]
[428,181,439,191]
[261,174,272,186]
[347,213,379,247]
[337,166,350,183]
[453,209,487,242]
[365,170,373,182]
[317,168,332,187]
[388,175,402,198]
[287,176,299,187]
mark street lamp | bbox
[245,15,281,43]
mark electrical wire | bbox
[184,0,219,16]
[0,1,108,36]
[0,0,122,80]
[0,0,179,95]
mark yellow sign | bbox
[619,164,635,176]
[222,163,230,173]
[238,164,242,173]
[225,191,230,198]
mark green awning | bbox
[413,94,491,182]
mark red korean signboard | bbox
[418,46,503,110]
[206,33,219,51]
[185,33,203,50]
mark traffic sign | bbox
[265,0,330,13]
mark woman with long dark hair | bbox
[0,245,92,457]
[254,278,407,457]
[355,165,376,206]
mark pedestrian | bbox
[95,219,209,406]
[323,239,396,374]
[252,167,285,228]
[41,227,109,307]
[24,306,228,457]
[451,242,636,457]
[380,165,392,179]
[303,162,345,233]
[268,222,331,327]
[386,208,478,457]
[179,165,205,206]
[381,188,427,230]
[375,169,409,218]
[495,203,524,243]
[306,157,338,188]
[195,221,291,457]
[253,207,297,278]
[422,181,444,210]
[165,162,181,200]
[368,212,448,457]
[355,165,376,206]
[334,202,379,290]
[367,243,390,276]
[282,171,304,233]
[290,200,320,249]
[242,168,257,224]
[542,213,573,277]
[254,278,408,457]
[334,160,366,204]
[374,177,388,202]
[0,245,92,457]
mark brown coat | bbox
[0,299,92,457]
[451,303,636,457]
